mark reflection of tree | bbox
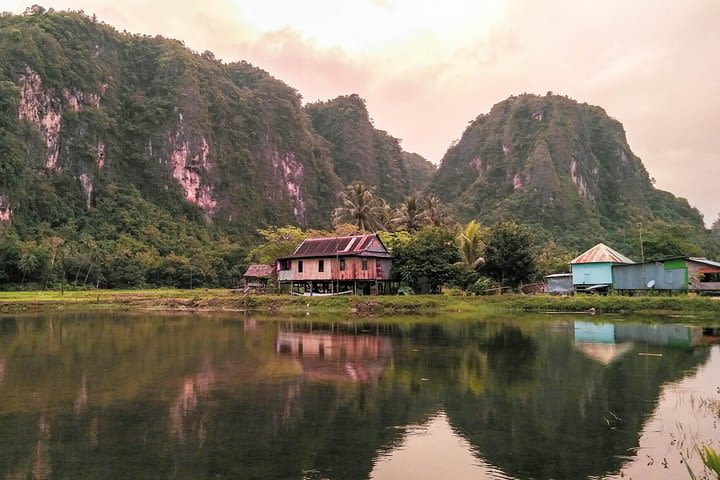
[487,326,537,385]
[445,330,710,480]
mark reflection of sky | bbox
[612,346,720,479]
[369,411,513,480]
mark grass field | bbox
[1,289,719,321]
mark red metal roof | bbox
[243,264,275,278]
[570,243,634,265]
[283,234,390,259]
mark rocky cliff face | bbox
[0,8,341,234]
[430,93,705,248]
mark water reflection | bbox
[370,411,512,480]
[0,313,716,479]
[276,330,392,383]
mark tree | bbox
[536,240,575,277]
[712,214,720,237]
[332,182,384,232]
[246,226,308,265]
[457,221,485,269]
[18,241,39,286]
[422,195,456,229]
[392,227,461,293]
[393,194,425,232]
[483,221,537,288]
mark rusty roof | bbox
[570,243,634,265]
[243,264,275,278]
[282,234,390,259]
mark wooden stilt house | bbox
[277,233,393,295]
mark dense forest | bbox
[0,8,717,291]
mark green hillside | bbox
[430,93,718,257]
[0,7,346,235]
[306,94,435,204]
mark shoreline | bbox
[1,289,719,321]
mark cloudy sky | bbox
[7,0,719,225]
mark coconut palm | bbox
[457,220,485,269]
[421,195,456,229]
[375,197,395,231]
[393,194,426,232]
[332,182,384,231]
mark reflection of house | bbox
[242,264,274,289]
[613,257,720,293]
[276,332,392,382]
[574,321,705,364]
[570,243,634,290]
[277,234,393,295]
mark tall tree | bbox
[457,220,485,269]
[483,221,537,288]
[393,194,425,232]
[332,182,384,232]
[422,195,456,229]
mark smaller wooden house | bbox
[242,264,275,289]
[685,257,720,292]
[277,233,393,295]
[570,243,634,290]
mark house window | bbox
[298,260,303,273]
[318,259,324,272]
[361,258,368,271]
[339,258,346,271]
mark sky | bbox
[5,0,719,225]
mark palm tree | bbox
[332,182,384,231]
[421,195,456,229]
[19,249,39,287]
[375,197,395,231]
[457,220,485,269]
[393,194,426,232]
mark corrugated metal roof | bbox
[244,264,274,278]
[282,234,391,259]
[688,257,720,268]
[570,243,634,265]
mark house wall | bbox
[612,263,686,291]
[687,260,720,291]
[279,256,392,282]
[546,275,573,294]
[571,263,613,285]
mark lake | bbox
[0,311,718,479]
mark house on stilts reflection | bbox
[277,233,394,295]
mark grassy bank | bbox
[1,289,719,320]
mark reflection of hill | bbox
[444,325,710,480]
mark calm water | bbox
[0,312,718,479]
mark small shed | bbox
[243,264,275,289]
[545,273,573,294]
[571,243,634,290]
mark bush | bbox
[468,276,493,295]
